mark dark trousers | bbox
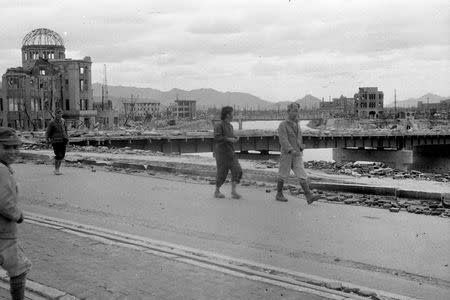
[52,142,67,160]
[215,155,242,187]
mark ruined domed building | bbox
[0,28,96,130]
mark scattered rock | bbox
[389,207,400,213]
[342,287,360,293]
[355,290,377,297]
[327,196,341,202]
[305,279,323,286]
[344,198,358,204]
[324,282,343,290]
[382,203,392,209]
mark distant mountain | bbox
[273,95,322,110]
[387,93,448,108]
[92,83,273,109]
[273,101,294,108]
[295,94,321,109]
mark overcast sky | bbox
[0,0,449,102]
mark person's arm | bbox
[297,124,305,151]
[0,174,22,223]
[278,122,294,153]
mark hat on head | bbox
[0,127,21,145]
[287,102,300,111]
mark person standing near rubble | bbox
[46,108,69,175]
[275,103,322,204]
[213,106,242,199]
[0,127,32,300]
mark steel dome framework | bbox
[22,28,64,47]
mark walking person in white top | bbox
[275,103,322,204]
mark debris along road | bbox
[14,163,450,299]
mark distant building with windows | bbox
[0,28,96,130]
[171,99,197,119]
[354,87,384,118]
[417,99,450,117]
[319,95,355,116]
[123,101,161,121]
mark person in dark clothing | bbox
[214,106,242,199]
[45,108,69,175]
[0,127,32,300]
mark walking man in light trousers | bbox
[276,103,322,204]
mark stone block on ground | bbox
[324,282,343,290]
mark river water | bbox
[193,120,333,162]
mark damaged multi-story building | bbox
[354,87,384,118]
[0,28,96,130]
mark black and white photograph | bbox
[0,0,449,299]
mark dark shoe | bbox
[275,193,288,202]
[214,191,225,198]
[231,192,242,199]
[306,193,322,205]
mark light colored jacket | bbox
[0,163,21,239]
[278,119,303,154]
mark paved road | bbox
[12,163,450,299]
[6,223,327,300]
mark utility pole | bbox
[101,64,108,111]
[394,89,397,118]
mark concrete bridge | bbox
[213,112,323,130]
[70,132,450,172]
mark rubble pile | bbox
[327,161,450,182]
[282,185,450,218]
[255,159,450,183]
[20,143,164,156]
[67,146,164,156]
[311,118,450,135]
[21,143,51,151]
